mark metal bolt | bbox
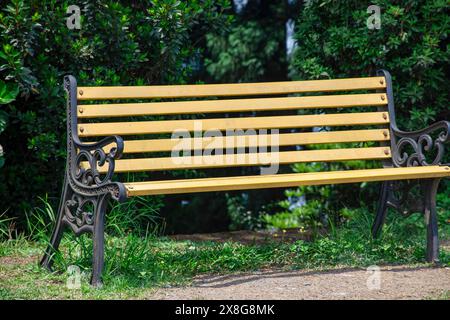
[381,95,385,101]
[79,127,84,133]
[384,149,390,155]
[79,90,83,96]
[445,167,449,170]
[383,113,388,120]
[79,108,84,114]
[128,186,134,189]
[383,131,388,137]
[380,79,384,85]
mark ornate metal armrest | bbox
[73,134,124,176]
[69,135,125,200]
[391,120,450,167]
[63,75,127,202]
[74,135,124,157]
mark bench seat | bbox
[124,166,450,196]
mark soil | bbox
[158,233,450,300]
[169,228,323,244]
[148,265,450,300]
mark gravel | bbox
[148,265,450,300]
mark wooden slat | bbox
[101,129,390,154]
[77,93,387,118]
[77,77,386,100]
[124,166,450,196]
[78,112,390,137]
[86,147,391,173]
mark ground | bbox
[149,266,450,300]
[0,230,449,300]
[0,254,449,299]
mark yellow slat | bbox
[86,147,391,173]
[78,112,390,137]
[101,129,390,154]
[124,166,450,196]
[77,77,386,100]
[77,93,387,118]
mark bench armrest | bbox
[74,135,124,159]
[63,75,127,202]
[391,120,450,167]
[72,135,124,190]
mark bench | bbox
[40,70,450,286]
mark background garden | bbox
[0,0,449,296]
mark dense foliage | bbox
[0,79,18,169]
[291,0,449,128]
[205,0,294,83]
[0,0,231,224]
[278,0,450,230]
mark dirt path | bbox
[148,265,450,300]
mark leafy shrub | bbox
[290,0,449,129]
[0,0,231,226]
[0,79,18,168]
[226,193,264,231]
[206,20,286,82]
[205,0,302,83]
[282,0,449,228]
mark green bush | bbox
[206,20,286,82]
[282,0,449,227]
[205,0,295,83]
[0,0,231,225]
[290,0,448,129]
[0,79,18,168]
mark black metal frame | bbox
[40,75,127,287]
[371,70,449,263]
[41,70,449,286]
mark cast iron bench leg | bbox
[40,177,71,271]
[371,181,390,238]
[40,173,111,287]
[91,193,109,287]
[372,178,441,263]
[423,178,440,263]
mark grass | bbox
[0,203,449,299]
[430,291,450,300]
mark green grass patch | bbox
[0,206,449,299]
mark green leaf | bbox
[0,143,3,168]
[0,80,19,104]
[0,110,7,134]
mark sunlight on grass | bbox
[1,206,449,299]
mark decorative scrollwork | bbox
[385,180,424,216]
[63,75,127,202]
[73,135,124,189]
[63,193,95,235]
[391,121,450,167]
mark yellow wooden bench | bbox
[41,70,450,286]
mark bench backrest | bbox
[74,70,394,180]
